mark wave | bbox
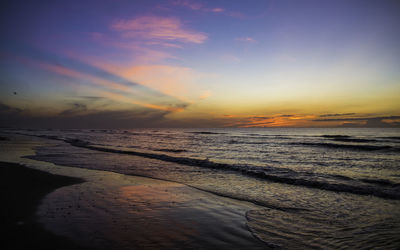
[322,135,378,142]
[14,132,400,200]
[61,138,400,200]
[383,136,400,140]
[154,148,188,153]
[378,136,400,143]
[360,178,400,187]
[323,135,400,144]
[321,135,351,139]
[186,131,227,135]
[291,142,395,151]
[228,140,271,145]
[331,138,377,143]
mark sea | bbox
[5,127,400,248]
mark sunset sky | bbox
[1,0,399,128]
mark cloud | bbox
[65,43,209,108]
[171,0,224,12]
[0,102,172,129]
[10,51,190,113]
[235,37,256,43]
[172,0,202,10]
[112,16,207,44]
[312,116,400,122]
[221,114,318,128]
[313,116,400,128]
[59,103,87,116]
[319,113,356,117]
[35,60,131,91]
[95,63,202,102]
[0,103,22,115]
[101,91,187,112]
[220,114,400,128]
[211,8,224,13]
[78,96,107,101]
[170,0,245,18]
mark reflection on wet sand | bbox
[37,170,266,249]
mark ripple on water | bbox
[246,208,400,249]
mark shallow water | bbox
[3,128,400,248]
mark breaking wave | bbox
[59,137,400,200]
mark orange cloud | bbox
[112,16,207,44]
[222,114,319,127]
[382,119,400,124]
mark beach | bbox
[1,129,399,249]
[0,134,266,249]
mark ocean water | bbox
[8,128,400,248]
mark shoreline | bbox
[5,131,399,248]
[0,161,91,250]
[0,135,267,249]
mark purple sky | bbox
[1,0,399,128]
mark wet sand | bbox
[0,161,91,250]
[0,134,267,249]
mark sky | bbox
[1,0,399,128]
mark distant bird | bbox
[13,91,17,95]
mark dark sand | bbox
[0,161,90,250]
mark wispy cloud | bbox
[222,54,240,63]
[170,0,244,18]
[70,39,209,104]
[171,0,224,13]
[217,114,400,128]
[211,8,224,13]
[112,16,207,44]
[312,116,400,122]
[36,61,131,92]
[101,42,176,63]
[172,0,202,10]
[101,91,187,112]
[11,52,190,114]
[0,102,172,128]
[319,113,356,118]
[221,114,317,128]
[59,103,88,116]
[235,37,256,43]
[313,116,400,127]
[101,64,201,102]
